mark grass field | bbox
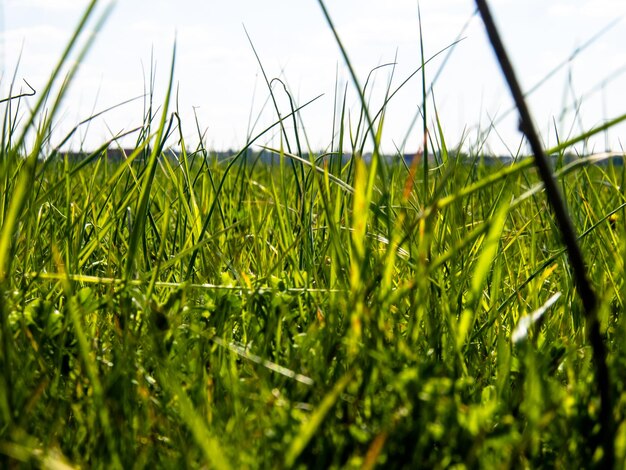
[2,1,626,468]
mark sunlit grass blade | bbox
[457,198,510,350]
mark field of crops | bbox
[2,1,626,468]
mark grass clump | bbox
[2,1,626,468]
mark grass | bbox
[2,1,626,468]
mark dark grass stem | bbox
[0,79,35,105]
[474,0,613,466]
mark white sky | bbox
[2,0,626,156]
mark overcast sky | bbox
[2,0,626,155]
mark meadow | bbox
[2,1,626,468]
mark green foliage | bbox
[1,1,626,468]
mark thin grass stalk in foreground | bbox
[474,0,613,465]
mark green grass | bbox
[2,2,626,468]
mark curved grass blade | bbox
[316,0,386,182]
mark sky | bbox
[2,0,626,156]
